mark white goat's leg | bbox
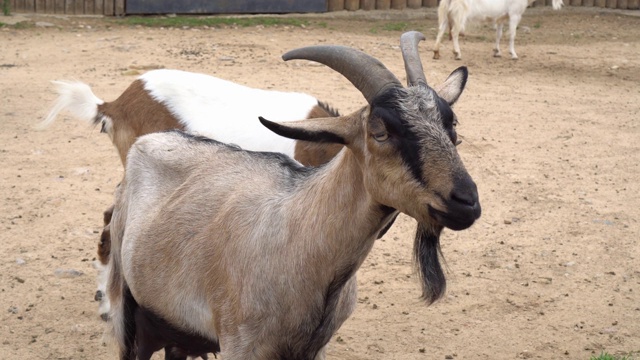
[433,20,448,60]
[493,23,504,57]
[451,24,463,60]
[508,15,521,59]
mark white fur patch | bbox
[40,80,104,129]
[140,69,320,158]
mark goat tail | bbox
[39,80,105,130]
[106,182,137,360]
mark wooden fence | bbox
[8,0,124,15]
[7,0,639,15]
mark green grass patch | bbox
[6,21,34,29]
[534,21,542,29]
[112,16,309,29]
[590,351,637,360]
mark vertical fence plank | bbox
[329,0,345,10]
[582,0,594,6]
[114,0,123,14]
[14,0,24,12]
[594,0,606,7]
[376,0,391,9]
[84,0,93,13]
[103,0,113,14]
[391,0,406,8]
[571,0,582,5]
[628,0,639,8]
[36,0,45,12]
[25,0,35,11]
[407,0,422,7]
[616,0,627,7]
[422,0,438,7]
[54,0,62,13]
[64,0,73,13]
[94,0,103,14]
[361,0,375,9]
[75,0,83,13]
[605,0,617,7]
[344,0,359,10]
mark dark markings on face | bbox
[369,88,461,186]
[370,88,425,185]
[435,95,458,146]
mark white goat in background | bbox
[433,0,563,60]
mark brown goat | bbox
[107,32,481,360]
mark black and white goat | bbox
[433,0,563,60]
[107,31,481,360]
[43,69,342,320]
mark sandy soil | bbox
[1,7,639,360]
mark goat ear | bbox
[434,66,468,106]
[259,116,349,145]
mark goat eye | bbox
[373,132,389,142]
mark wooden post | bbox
[376,0,391,9]
[616,0,627,7]
[582,0,594,6]
[64,0,73,13]
[24,0,35,12]
[84,0,93,14]
[103,0,113,14]
[345,0,360,10]
[391,0,407,9]
[95,0,103,14]
[628,0,639,8]
[594,0,606,7]
[329,0,345,11]
[606,0,617,7]
[36,0,45,12]
[408,0,422,7]
[114,0,123,15]
[361,0,376,9]
[75,0,84,13]
[422,0,438,7]
[570,0,582,5]
[14,0,23,12]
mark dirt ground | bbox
[1,6,639,360]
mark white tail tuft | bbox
[39,80,104,130]
[552,0,564,10]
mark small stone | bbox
[8,306,19,314]
[504,219,512,224]
[445,355,454,359]
[35,22,55,27]
[54,269,84,278]
[16,258,26,265]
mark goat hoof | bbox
[95,290,104,302]
[433,51,440,60]
[510,55,519,60]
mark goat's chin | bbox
[428,204,479,231]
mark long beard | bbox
[414,222,446,304]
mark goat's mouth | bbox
[428,199,481,231]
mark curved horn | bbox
[283,45,402,104]
[400,31,427,87]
